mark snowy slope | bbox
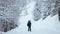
[3,1,60,34]
[3,13,60,34]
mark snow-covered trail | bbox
[17,1,36,26]
[3,1,60,34]
[4,14,60,34]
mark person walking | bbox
[27,20,31,31]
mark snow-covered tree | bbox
[33,0,59,21]
[0,0,21,32]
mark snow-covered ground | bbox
[3,1,60,34]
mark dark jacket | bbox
[27,21,31,27]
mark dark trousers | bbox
[28,26,31,31]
